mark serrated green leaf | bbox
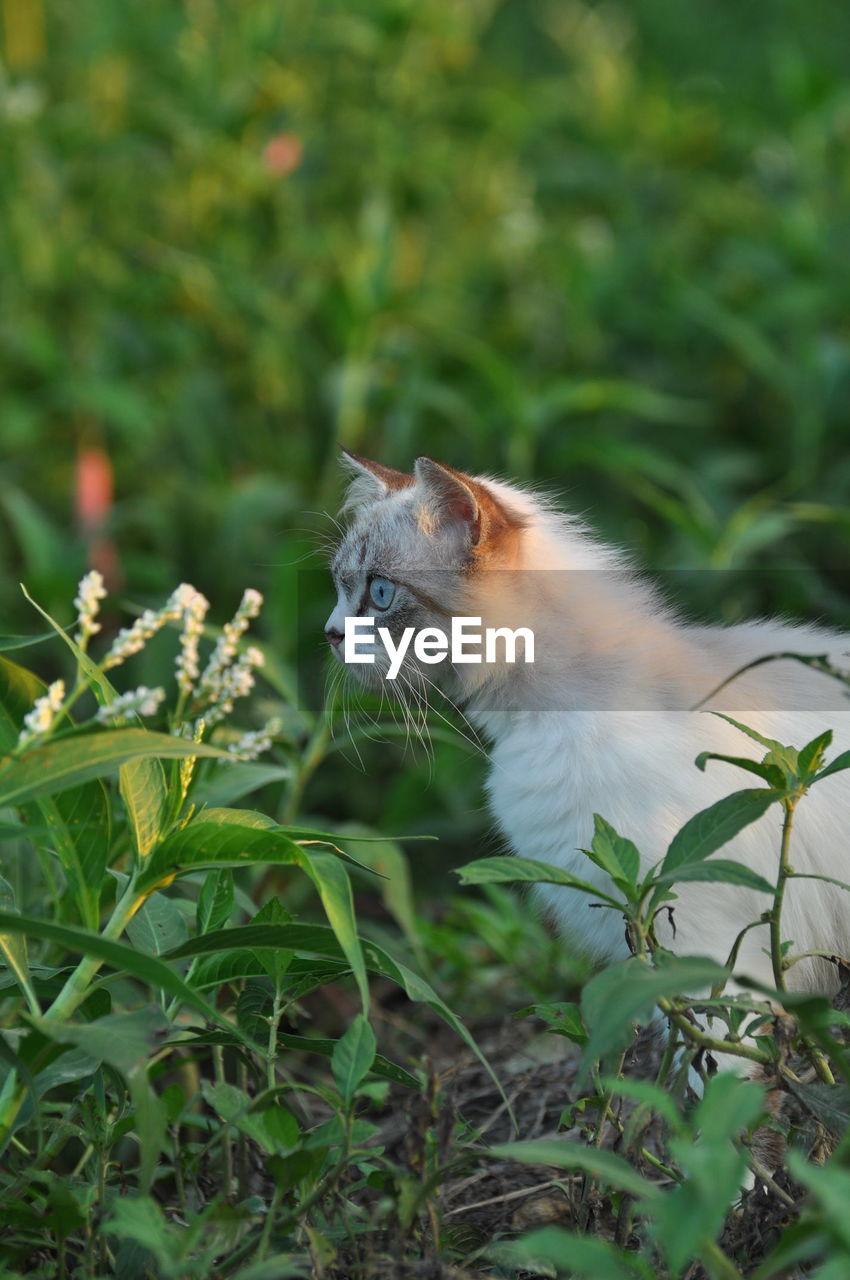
[814,750,850,783]
[798,730,833,778]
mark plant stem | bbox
[656,1000,770,1066]
[280,711,332,824]
[0,879,148,1151]
[769,799,796,991]
[45,878,145,1023]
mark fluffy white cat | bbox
[326,451,850,1000]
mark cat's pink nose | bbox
[325,627,343,649]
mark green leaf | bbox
[490,1139,657,1198]
[121,756,167,861]
[28,1007,169,1077]
[0,875,39,1015]
[138,810,370,1012]
[581,956,728,1063]
[584,815,641,891]
[331,1014,376,1103]
[694,752,786,789]
[336,827,424,963]
[814,750,850,783]
[104,1196,177,1272]
[521,1001,588,1046]
[134,808,300,893]
[125,891,189,956]
[654,858,775,894]
[598,1075,683,1130]
[278,1034,417,1090]
[648,1075,764,1275]
[197,868,235,934]
[708,713,784,753]
[166,923,497,1103]
[304,848,369,1013]
[798,729,833,778]
[0,728,227,808]
[0,655,111,926]
[193,763,290,809]
[786,1080,850,1138]
[658,789,779,882]
[0,912,254,1045]
[0,633,55,652]
[20,585,172,861]
[692,1072,764,1139]
[490,1227,651,1279]
[456,856,621,905]
[248,898,293,986]
[28,1007,171,1191]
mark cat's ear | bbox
[414,457,481,542]
[340,447,413,511]
[414,457,523,551]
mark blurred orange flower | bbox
[75,444,122,589]
[262,132,303,177]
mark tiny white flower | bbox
[95,686,166,723]
[102,584,192,670]
[17,679,66,747]
[175,587,210,697]
[73,570,107,647]
[221,717,283,763]
[198,589,264,700]
[205,646,265,726]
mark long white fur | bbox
[330,461,850,998]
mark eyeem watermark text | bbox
[345,616,535,680]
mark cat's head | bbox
[324,451,529,692]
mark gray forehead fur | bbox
[332,484,468,579]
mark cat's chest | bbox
[483,712,697,874]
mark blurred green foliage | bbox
[2,0,849,842]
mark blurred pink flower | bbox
[75,444,122,589]
[263,132,303,177]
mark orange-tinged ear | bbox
[340,447,414,492]
[414,457,525,554]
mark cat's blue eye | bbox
[369,577,396,610]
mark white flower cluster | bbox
[74,570,108,647]
[175,587,210,696]
[95,686,166,723]
[198,589,264,701]
[222,717,283,763]
[17,679,65,747]
[102,583,199,671]
[204,646,265,726]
